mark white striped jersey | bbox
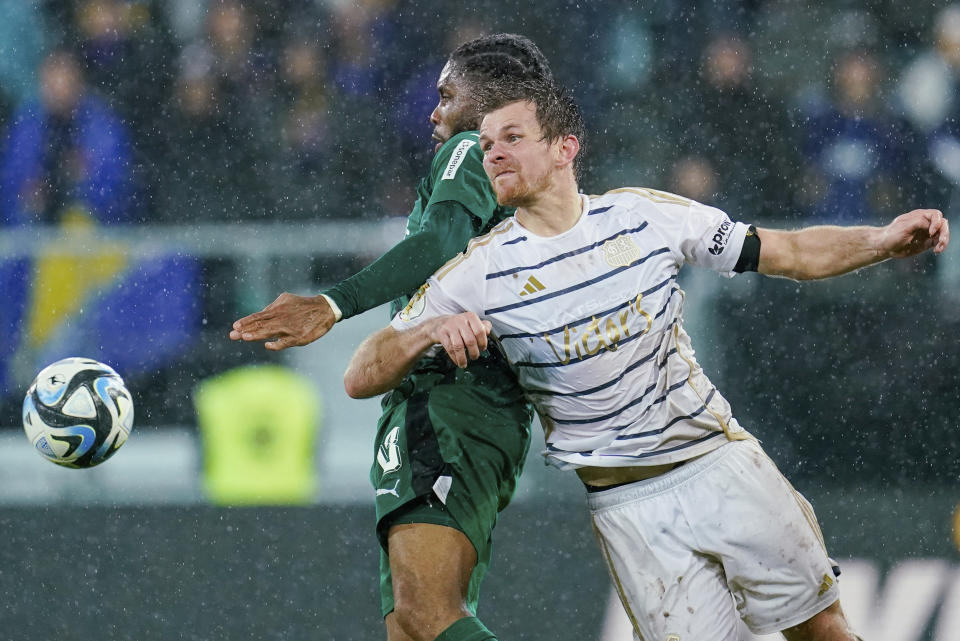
[392,188,754,470]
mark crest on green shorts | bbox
[377,425,402,473]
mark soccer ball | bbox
[22,357,134,468]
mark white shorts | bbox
[587,439,840,640]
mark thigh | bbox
[388,521,478,600]
[379,496,486,617]
[685,440,840,635]
[372,383,530,618]
[386,521,478,640]
[590,492,741,641]
[782,600,859,641]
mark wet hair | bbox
[480,76,586,177]
[447,33,553,91]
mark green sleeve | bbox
[322,201,477,319]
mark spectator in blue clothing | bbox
[897,4,960,136]
[667,34,801,224]
[0,48,136,226]
[799,49,911,225]
[899,5,960,225]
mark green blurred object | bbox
[194,365,321,505]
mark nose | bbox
[429,104,441,125]
[486,140,507,163]
[482,142,507,177]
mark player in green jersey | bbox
[231,34,551,641]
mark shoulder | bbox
[430,131,483,180]
[595,187,693,209]
[434,217,520,281]
[10,100,44,127]
[587,187,695,220]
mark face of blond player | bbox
[479,100,561,208]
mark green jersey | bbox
[323,132,534,616]
[389,131,513,315]
[324,128,529,419]
[323,131,514,320]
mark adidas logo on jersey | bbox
[519,275,546,297]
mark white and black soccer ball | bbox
[22,357,134,468]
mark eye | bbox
[508,134,521,143]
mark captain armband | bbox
[733,225,761,273]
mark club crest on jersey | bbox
[602,235,643,267]
[377,426,402,473]
[399,284,430,321]
[441,139,476,181]
[708,219,733,255]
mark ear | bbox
[555,134,580,170]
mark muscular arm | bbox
[230,201,477,349]
[757,209,949,280]
[324,203,476,318]
[344,312,491,399]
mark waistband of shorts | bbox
[585,439,755,511]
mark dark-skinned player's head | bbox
[430,34,552,145]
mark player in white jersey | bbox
[343,78,949,641]
[397,187,753,471]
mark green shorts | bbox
[371,363,533,617]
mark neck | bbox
[514,179,582,237]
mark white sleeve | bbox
[657,200,750,277]
[389,251,484,332]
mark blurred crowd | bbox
[1,1,959,485]
[1,0,959,228]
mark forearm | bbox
[344,310,492,398]
[323,203,475,319]
[343,324,437,399]
[757,225,885,280]
[757,208,949,280]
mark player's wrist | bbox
[869,226,891,260]
[320,294,343,322]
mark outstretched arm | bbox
[230,202,477,350]
[757,208,949,280]
[344,312,492,399]
[229,292,338,351]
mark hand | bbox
[229,293,336,351]
[427,312,492,368]
[880,209,950,259]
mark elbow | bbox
[343,380,362,400]
[343,369,375,399]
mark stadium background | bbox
[0,1,958,639]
